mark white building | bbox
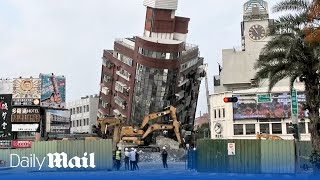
[210,85,310,141]
[210,0,309,140]
[68,95,99,134]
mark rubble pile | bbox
[139,136,186,162]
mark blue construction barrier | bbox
[187,149,197,170]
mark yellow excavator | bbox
[97,106,183,151]
[97,115,124,149]
[256,133,283,140]
[120,106,182,146]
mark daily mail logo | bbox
[10,152,95,170]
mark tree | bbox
[195,123,210,140]
[253,0,320,171]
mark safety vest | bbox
[116,150,121,160]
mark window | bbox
[234,124,244,135]
[286,123,295,134]
[272,123,282,134]
[114,96,126,109]
[87,105,89,112]
[73,108,76,114]
[218,109,221,118]
[87,118,90,126]
[180,58,198,72]
[214,109,216,119]
[76,120,79,127]
[76,107,79,114]
[116,68,131,81]
[299,122,306,134]
[246,124,255,135]
[260,124,269,134]
[115,51,133,66]
[79,107,82,113]
[72,121,74,127]
[80,119,82,126]
[115,81,127,93]
[222,108,225,118]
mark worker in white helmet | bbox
[129,148,136,171]
[161,146,168,169]
[124,148,130,170]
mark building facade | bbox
[210,0,308,140]
[98,0,205,136]
[210,86,310,141]
[68,95,99,133]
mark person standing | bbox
[134,149,140,170]
[129,148,136,171]
[161,147,168,169]
[124,148,130,170]
[115,147,122,171]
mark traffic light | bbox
[223,97,238,103]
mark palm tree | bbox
[253,0,320,170]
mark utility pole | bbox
[204,63,211,138]
[291,88,300,173]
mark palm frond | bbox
[272,0,310,13]
[273,12,309,31]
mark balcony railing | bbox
[115,38,135,50]
[116,71,130,81]
[182,43,198,56]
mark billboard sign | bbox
[11,107,41,123]
[12,78,41,106]
[12,124,39,131]
[12,140,32,148]
[40,74,66,108]
[0,140,11,149]
[0,79,13,94]
[233,92,306,120]
[0,94,13,140]
[46,109,70,134]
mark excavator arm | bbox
[97,116,122,137]
[140,106,176,129]
[141,113,182,145]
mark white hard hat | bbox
[131,147,134,150]
[125,148,128,151]
[134,149,137,152]
[163,147,166,150]
[118,147,121,150]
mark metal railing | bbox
[115,38,135,50]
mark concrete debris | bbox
[138,147,186,163]
[139,136,186,162]
[155,136,180,150]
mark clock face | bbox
[248,24,266,41]
[214,123,222,134]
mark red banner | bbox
[12,140,32,148]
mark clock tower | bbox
[240,0,273,52]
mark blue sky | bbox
[0,0,284,117]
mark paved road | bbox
[1,162,318,180]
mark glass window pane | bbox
[260,124,269,134]
[246,124,255,135]
[299,122,306,134]
[272,123,282,134]
[234,124,244,135]
[286,123,295,134]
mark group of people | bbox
[114,146,169,171]
[114,147,140,171]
